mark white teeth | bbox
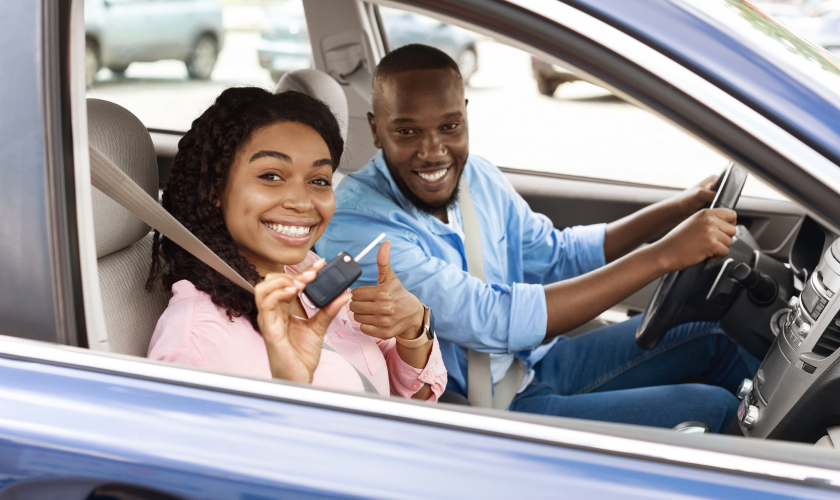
[418,169,448,182]
[264,222,311,237]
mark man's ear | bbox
[465,98,469,107]
[367,112,382,149]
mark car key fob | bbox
[304,252,362,308]
[303,233,386,309]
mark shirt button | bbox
[412,383,420,390]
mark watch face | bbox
[427,307,435,340]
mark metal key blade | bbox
[354,233,386,262]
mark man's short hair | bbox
[372,44,463,100]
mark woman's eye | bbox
[311,178,332,187]
[260,173,282,181]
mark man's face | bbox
[369,68,468,217]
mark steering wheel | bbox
[635,162,748,349]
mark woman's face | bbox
[219,121,335,276]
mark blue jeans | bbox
[508,316,760,433]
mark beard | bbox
[383,152,462,217]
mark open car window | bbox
[377,4,787,200]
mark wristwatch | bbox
[395,303,435,348]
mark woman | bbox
[146,87,446,400]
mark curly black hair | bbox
[147,87,344,328]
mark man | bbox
[318,44,757,432]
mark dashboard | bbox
[735,218,840,442]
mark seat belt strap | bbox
[89,144,255,294]
[459,176,526,410]
[321,342,378,394]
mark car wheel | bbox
[107,64,129,76]
[457,48,477,84]
[536,75,560,97]
[85,39,100,88]
[186,35,218,80]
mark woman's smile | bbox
[261,216,319,247]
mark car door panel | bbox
[1,344,836,499]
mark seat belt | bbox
[89,144,377,392]
[459,177,526,410]
[89,144,254,294]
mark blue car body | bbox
[5,0,840,498]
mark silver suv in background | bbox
[257,2,478,84]
[84,0,224,86]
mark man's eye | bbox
[260,173,282,181]
[311,178,332,187]
[396,129,416,135]
[443,123,459,131]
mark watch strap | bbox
[396,304,433,348]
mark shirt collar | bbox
[371,150,463,237]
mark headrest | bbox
[88,98,158,258]
[276,69,349,144]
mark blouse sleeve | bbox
[376,336,447,401]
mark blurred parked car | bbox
[379,7,478,83]
[531,56,582,96]
[257,1,311,83]
[84,0,224,86]
[258,2,478,83]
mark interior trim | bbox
[2,334,840,488]
[69,0,111,351]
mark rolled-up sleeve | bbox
[378,336,447,400]
[507,180,607,285]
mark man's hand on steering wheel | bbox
[670,175,719,220]
[653,208,738,272]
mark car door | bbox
[18,0,840,495]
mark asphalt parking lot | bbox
[87,30,783,200]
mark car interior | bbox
[65,0,840,452]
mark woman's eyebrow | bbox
[313,158,333,168]
[250,150,291,163]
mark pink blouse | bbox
[147,252,446,400]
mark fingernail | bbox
[293,280,304,287]
[302,271,316,279]
[318,258,326,265]
[285,286,297,293]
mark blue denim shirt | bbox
[317,151,606,396]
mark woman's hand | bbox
[349,240,425,341]
[256,259,351,384]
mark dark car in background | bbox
[258,1,478,83]
[84,0,224,86]
[531,56,582,96]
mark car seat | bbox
[276,69,349,184]
[88,98,171,356]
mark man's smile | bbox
[414,166,452,190]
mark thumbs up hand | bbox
[349,240,425,341]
